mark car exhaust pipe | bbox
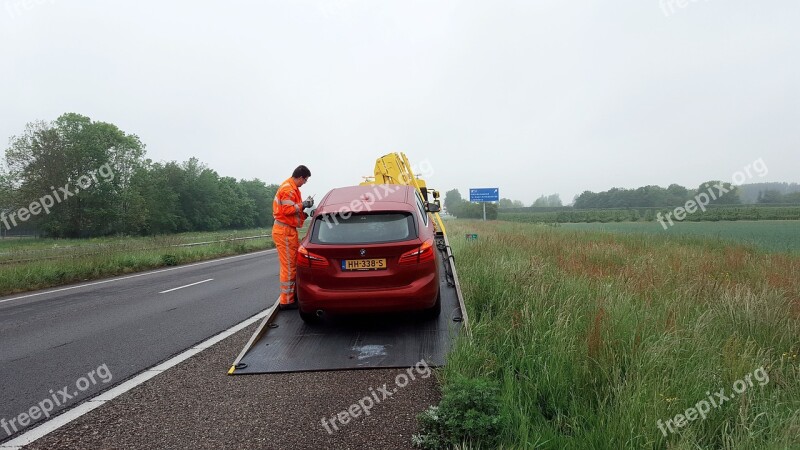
[316,310,324,318]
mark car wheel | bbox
[421,290,442,320]
[299,309,321,325]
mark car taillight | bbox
[298,246,329,268]
[398,239,435,265]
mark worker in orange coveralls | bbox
[272,165,313,310]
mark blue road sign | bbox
[469,188,499,202]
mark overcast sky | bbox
[2,0,798,205]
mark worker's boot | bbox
[278,301,298,311]
[278,292,298,310]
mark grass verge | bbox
[424,220,799,449]
[0,228,284,296]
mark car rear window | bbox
[312,212,417,244]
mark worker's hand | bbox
[302,196,314,209]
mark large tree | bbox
[783,192,800,204]
[757,189,786,204]
[130,161,184,234]
[0,165,14,209]
[498,198,515,209]
[532,194,562,207]
[5,114,145,237]
[696,181,740,205]
[240,179,279,227]
[444,189,462,215]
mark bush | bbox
[161,254,179,266]
[413,376,506,449]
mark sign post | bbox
[469,188,499,221]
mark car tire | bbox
[299,309,321,325]
[421,290,442,320]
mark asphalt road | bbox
[0,249,279,442]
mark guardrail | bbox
[172,234,270,247]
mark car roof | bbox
[317,184,416,213]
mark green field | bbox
[559,220,800,254]
[498,205,800,225]
[416,220,800,449]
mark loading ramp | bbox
[229,234,467,374]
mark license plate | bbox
[342,258,387,271]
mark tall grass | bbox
[443,220,800,449]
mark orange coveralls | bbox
[272,177,308,305]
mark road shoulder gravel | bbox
[26,321,441,450]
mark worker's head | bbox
[292,165,311,187]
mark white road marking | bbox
[0,304,276,449]
[0,249,276,305]
[158,278,214,294]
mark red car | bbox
[295,185,441,323]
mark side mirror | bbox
[425,203,440,213]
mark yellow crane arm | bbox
[360,152,446,235]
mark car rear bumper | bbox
[297,271,439,314]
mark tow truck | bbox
[228,152,467,374]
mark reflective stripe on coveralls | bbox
[273,179,306,229]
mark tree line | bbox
[755,190,800,204]
[443,182,800,222]
[738,182,800,203]
[572,183,743,209]
[0,113,279,237]
[492,184,800,212]
[499,205,800,224]
[498,194,563,208]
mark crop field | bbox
[559,220,800,254]
[498,206,800,225]
[438,220,799,449]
